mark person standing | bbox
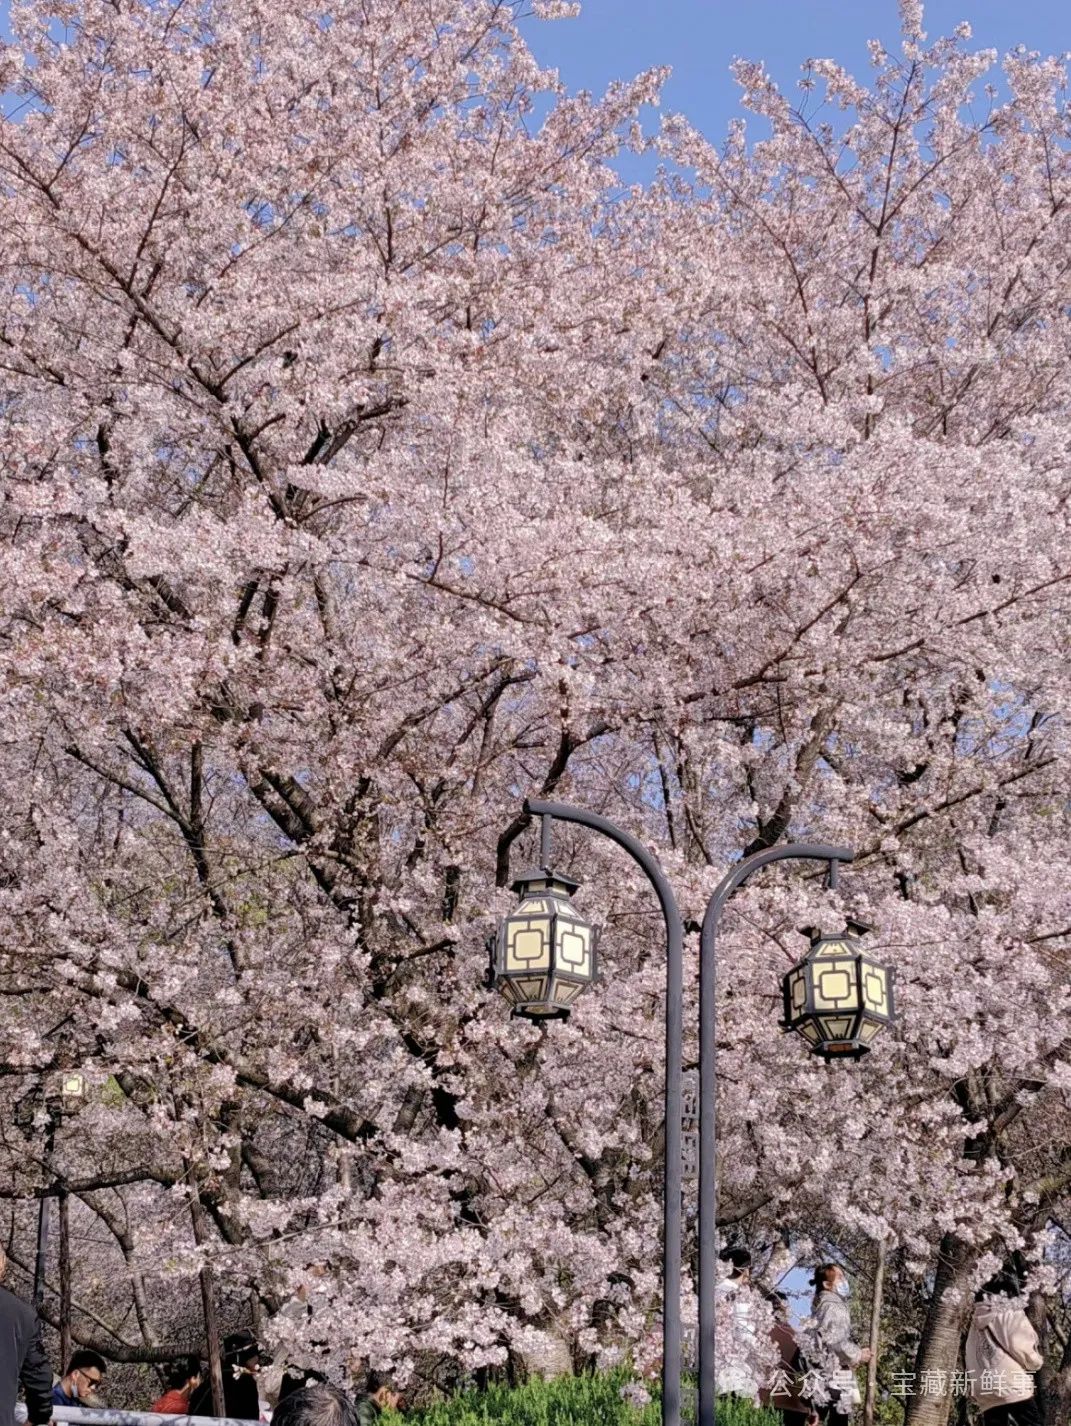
[808,1264,871,1421]
[189,1334,263,1419]
[51,1351,107,1410]
[965,1273,1045,1426]
[0,1247,52,1426]
[715,1248,761,1402]
[760,1293,817,1426]
[151,1357,204,1414]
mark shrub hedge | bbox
[388,1373,783,1426]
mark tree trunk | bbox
[904,1234,977,1426]
[863,1239,887,1426]
[1028,1291,1071,1426]
[189,1186,226,1418]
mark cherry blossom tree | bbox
[0,0,1069,1405]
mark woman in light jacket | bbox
[965,1273,1045,1426]
[809,1264,871,1421]
[715,1247,762,1402]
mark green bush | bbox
[388,1373,783,1426]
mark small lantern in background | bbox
[781,919,895,1060]
[45,1068,88,1117]
[491,867,598,1020]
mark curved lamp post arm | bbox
[696,842,853,1426]
[523,799,684,1426]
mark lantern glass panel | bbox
[556,923,592,977]
[860,962,889,1017]
[506,918,552,972]
[820,1014,855,1039]
[812,960,859,1010]
[788,969,807,1016]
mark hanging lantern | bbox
[491,867,598,1020]
[781,919,895,1060]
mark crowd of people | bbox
[0,1234,1051,1426]
[717,1248,1047,1426]
[0,1246,401,1426]
[42,1338,404,1426]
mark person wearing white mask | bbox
[808,1264,871,1420]
[715,1248,762,1402]
[51,1352,107,1411]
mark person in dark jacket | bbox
[0,1248,52,1426]
[353,1374,403,1425]
[188,1334,263,1420]
[51,1351,107,1410]
[760,1292,818,1426]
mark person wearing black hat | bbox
[189,1333,263,1420]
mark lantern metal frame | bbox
[490,865,599,1020]
[780,919,897,1061]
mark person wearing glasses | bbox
[51,1351,107,1409]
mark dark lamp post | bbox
[493,799,878,1426]
[781,919,896,1060]
[492,867,598,1020]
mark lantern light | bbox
[781,919,895,1061]
[491,866,598,1020]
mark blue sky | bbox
[523,0,1070,157]
[3,0,1065,141]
